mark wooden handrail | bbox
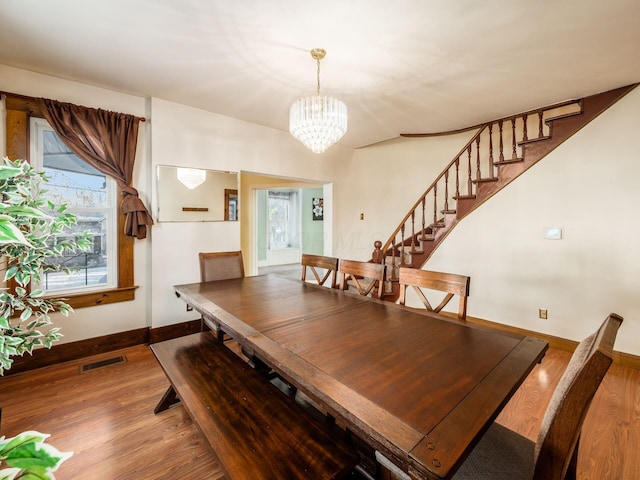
[380,123,489,256]
[379,99,583,266]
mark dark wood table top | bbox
[174,275,548,479]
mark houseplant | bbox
[0,156,91,373]
[1,157,87,477]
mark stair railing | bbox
[379,99,582,280]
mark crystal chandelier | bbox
[177,167,206,190]
[289,48,347,154]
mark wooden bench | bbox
[151,332,358,480]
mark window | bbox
[3,93,136,308]
[268,189,300,250]
[30,118,117,295]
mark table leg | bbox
[154,385,180,414]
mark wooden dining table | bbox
[173,274,548,480]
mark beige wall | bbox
[337,87,640,355]
[148,98,348,327]
[427,87,640,354]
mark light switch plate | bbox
[544,227,562,240]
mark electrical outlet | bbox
[539,308,548,320]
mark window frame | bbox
[30,117,119,295]
[3,93,137,308]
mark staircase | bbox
[373,84,638,300]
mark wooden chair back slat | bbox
[338,259,386,299]
[301,254,339,288]
[398,267,470,320]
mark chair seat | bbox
[453,423,535,480]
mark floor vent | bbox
[80,355,127,373]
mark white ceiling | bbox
[1,0,639,149]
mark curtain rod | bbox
[0,91,146,122]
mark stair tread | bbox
[518,135,551,146]
[494,157,524,166]
[545,109,582,123]
[453,194,476,200]
[472,177,499,184]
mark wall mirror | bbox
[156,165,239,222]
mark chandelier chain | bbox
[316,56,321,96]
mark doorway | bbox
[240,172,331,276]
[256,186,324,268]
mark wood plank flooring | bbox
[0,344,638,479]
[0,346,224,480]
[496,348,640,480]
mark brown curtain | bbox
[37,98,154,239]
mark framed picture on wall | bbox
[312,197,323,221]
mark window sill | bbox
[46,286,139,309]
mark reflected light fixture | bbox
[177,167,206,190]
[289,48,347,154]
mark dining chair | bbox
[398,267,470,320]
[198,251,245,282]
[338,259,386,299]
[301,253,339,288]
[377,312,624,480]
[198,251,244,341]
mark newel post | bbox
[372,240,384,264]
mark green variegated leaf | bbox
[6,465,50,480]
[3,206,48,219]
[0,432,48,456]
[19,309,32,322]
[2,337,23,347]
[2,435,72,472]
[0,221,31,246]
[0,165,22,180]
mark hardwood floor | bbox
[0,344,637,479]
[496,348,640,480]
[0,346,224,480]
